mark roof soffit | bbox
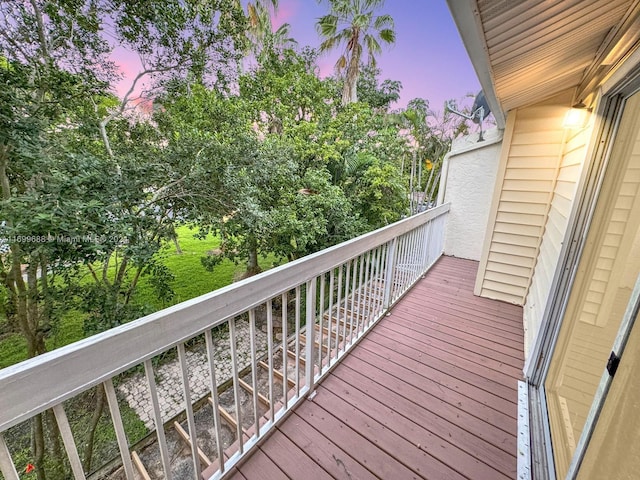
[451,0,640,113]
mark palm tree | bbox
[316,0,395,105]
[246,0,297,59]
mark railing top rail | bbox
[0,203,449,431]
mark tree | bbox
[356,64,401,112]
[317,0,395,105]
[245,0,297,60]
[389,97,475,213]
[0,2,247,477]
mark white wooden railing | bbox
[0,203,449,480]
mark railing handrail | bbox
[0,203,449,432]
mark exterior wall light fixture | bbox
[563,102,591,129]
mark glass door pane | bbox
[545,91,640,477]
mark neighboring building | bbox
[447,1,640,478]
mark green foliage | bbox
[356,64,401,111]
[345,159,407,228]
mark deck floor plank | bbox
[320,375,511,480]
[363,328,518,400]
[311,386,463,479]
[258,429,334,479]
[278,411,378,479]
[355,337,517,419]
[328,361,517,476]
[235,448,287,479]
[293,400,423,479]
[388,306,524,361]
[399,294,525,340]
[234,256,524,480]
[347,345,516,429]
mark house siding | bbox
[523,122,592,353]
[475,90,574,306]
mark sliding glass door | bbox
[544,90,640,478]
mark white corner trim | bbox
[518,381,532,480]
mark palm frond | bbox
[374,14,394,29]
[378,28,395,44]
[319,36,338,52]
[365,34,382,55]
[317,14,338,37]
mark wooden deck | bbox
[227,256,524,480]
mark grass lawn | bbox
[0,226,282,369]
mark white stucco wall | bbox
[440,128,502,261]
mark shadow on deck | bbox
[225,256,524,480]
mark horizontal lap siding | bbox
[523,120,591,352]
[478,90,574,306]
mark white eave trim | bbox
[446,0,506,129]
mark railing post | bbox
[383,237,398,310]
[305,279,317,393]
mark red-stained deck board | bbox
[234,256,524,480]
[278,411,379,479]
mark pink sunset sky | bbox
[114,0,480,113]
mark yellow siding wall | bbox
[523,122,592,352]
[475,90,574,305]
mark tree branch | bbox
[86,263,100,284]
[28,0,51,64]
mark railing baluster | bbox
[410,228,420,281]
[355,253,366,335]
[204,329,225,473]
[336,264,344,357]
[437,214,446,254]
[248,309,261,438]
[418,225,426,272]
[364,249,376,328]
[318,272,325,367]
[327,269,335,368]
[228,317,244,454]
[144,360,172,480]
[403,231,413,289]
[0,432,19,480]
[295,286,301,398]
[422,220,430,267]
[349,258,358,342]
[103,378,135,480]
[352,256,361,337]
[371,247,382,320]
[52,403,86,480]
[266,299,275,421]
[305,278,317,390]
[374,245,384,316]
[383,238,397,310]
[418,221,428,272]
[281,292,288,406]
[343,259,351,345]
[400,232,409,290]
[177,343,201,479]
[431,217,439,265]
